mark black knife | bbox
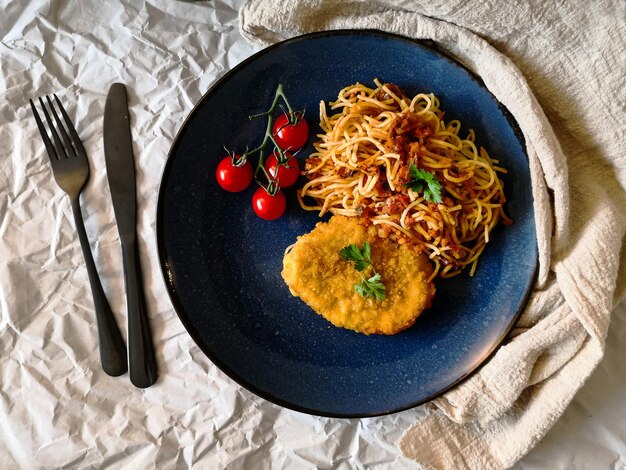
[103,83,157,388]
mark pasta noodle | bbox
[298,80,512,279]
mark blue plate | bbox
[157,30,537,417]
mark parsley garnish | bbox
[340,242,387,300]
[405,164,443,203]
[355,273,387,301]
[339,242,372,272]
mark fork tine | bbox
[46,95,76,158]
[30,99,59,161]
[38,96,67,159]
[53,94,87,159]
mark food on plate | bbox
[265,150,300,188]
[252,186,286,220]
[215,154,253,192]
[218,84,309,219]
[272,111,309,150]
[282,216,435,335]
[299,80,511,278]
[339,241,387,301]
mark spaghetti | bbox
[298,80,512,279]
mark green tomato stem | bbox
[248,83,294,185]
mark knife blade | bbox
[103,83,157,388]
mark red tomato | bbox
[272,112,309,150]
[216,156,253,192]
[252,187,286,220]
[264,152,300,188]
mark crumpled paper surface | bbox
[1,0,625,468]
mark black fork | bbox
[30,95,128,377]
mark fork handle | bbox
[71,198,128,377]
[121,239,157,388]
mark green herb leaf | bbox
[339,242,372,272]
[354,273,387,300]
[405,164,443,203]
[340,242,386,300]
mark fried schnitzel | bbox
[282,216,435,335]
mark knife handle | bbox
[121,239,157,388]
[71,198,128,377]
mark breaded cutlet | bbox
[282,216,435,335]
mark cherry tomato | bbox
[272,112,309,150]
[264,152,300,188]
[252,187,286,220]
[216,156,253,192]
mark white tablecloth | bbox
[1,0,625,467]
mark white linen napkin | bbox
[239,0,626,467]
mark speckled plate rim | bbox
[156,29,538,418]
